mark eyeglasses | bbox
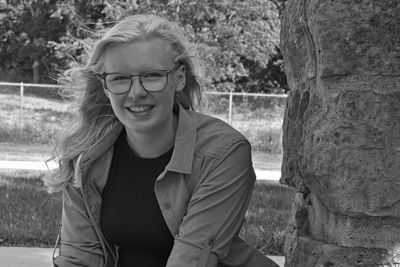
[99,65,181,95]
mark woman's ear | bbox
[175,64,186,92]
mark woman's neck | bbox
[124,115,177,159]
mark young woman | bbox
[46,14,279,267]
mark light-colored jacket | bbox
[53,105,279,267]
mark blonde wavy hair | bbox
[44,14,203,192]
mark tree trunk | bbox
[280,0,400,266]
[32,60,40,84]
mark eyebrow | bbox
[142,64,175,70]
[107,65,173,73]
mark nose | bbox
[128,77,147,98]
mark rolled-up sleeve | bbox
[167,140,256,267]
[54,184,104,267]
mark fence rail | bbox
[0,81,287,130]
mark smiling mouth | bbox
[127,105,154,113]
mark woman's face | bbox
[102,38,185,136]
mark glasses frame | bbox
[98,64,182,95]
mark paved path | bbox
[0,247,285,267]
[0,160,58,171]
[0,160,282,181]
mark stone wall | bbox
[280,0,400,266]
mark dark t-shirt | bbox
[100,130,174,267]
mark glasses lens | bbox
[104,70,169,93]
[105,74,131,94]
[141,71,167,92]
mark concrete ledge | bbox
[0,247,53,267]
[0,247,285,266]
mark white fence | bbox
[204,91,287,124]
[0,81,287,130]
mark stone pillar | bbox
[280,1,400,266]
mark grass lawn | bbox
[252,151,282,171]
[0,143,52,161]
[0,169,294,256]
[0,93,72,144]
[0,91,284,155]
[0,170,61,247]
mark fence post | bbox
[228,90,233,125]
[19,82,24,135]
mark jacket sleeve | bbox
[166,140,256,267]
[53,183,104,267]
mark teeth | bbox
[128,105,152,112]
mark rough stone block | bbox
[280,0,400,265]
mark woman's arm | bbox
[53,183,104,267]
[166,140,256,267]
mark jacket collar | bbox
[79,105,196,175]
[165,105,196,174]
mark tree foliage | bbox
[0,0,288,93]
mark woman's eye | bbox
[109,75,130,81]
[142,71,164,79]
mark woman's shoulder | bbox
[191,111,250,155]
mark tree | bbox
[0,1,78,82]
[130,0,287,92]
[0,0,288,93]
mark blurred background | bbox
[0,0,289,161]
